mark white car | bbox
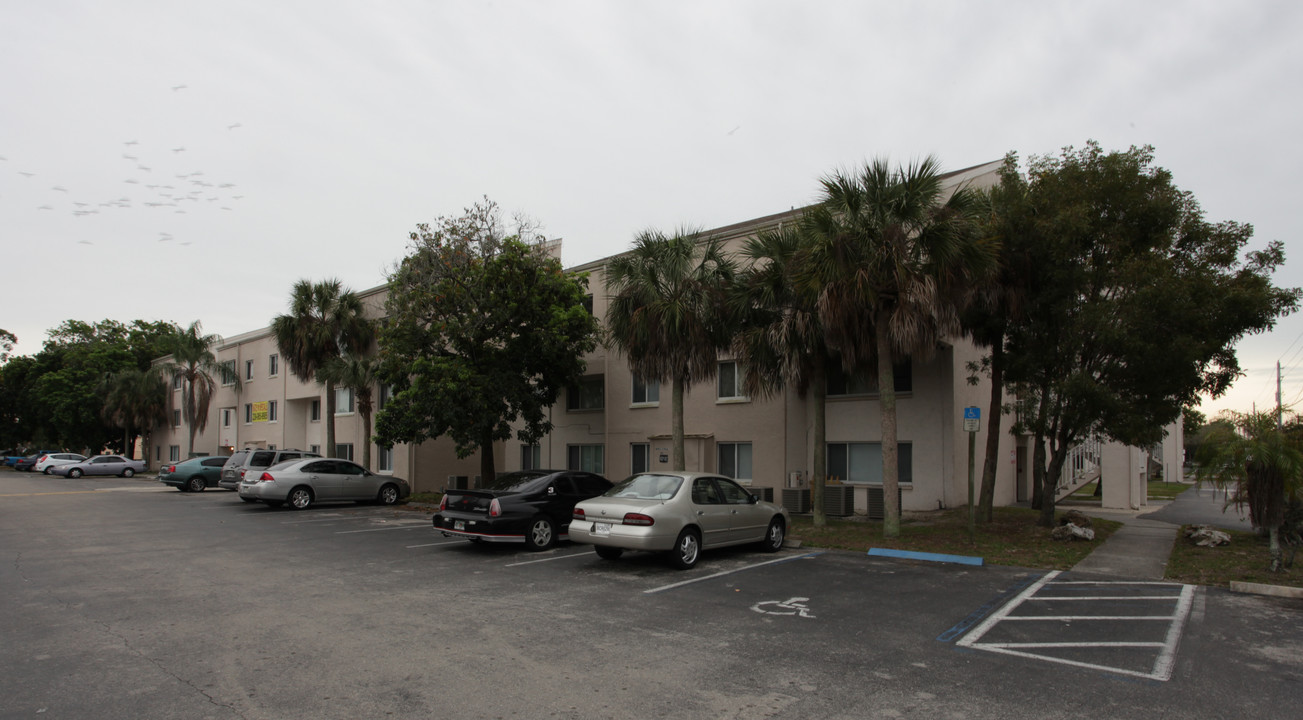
[35,453,87,474]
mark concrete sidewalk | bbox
[1069,513,1179,580]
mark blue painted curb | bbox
[868,547,984,566]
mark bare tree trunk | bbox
[361,409,372,471]
[1269,524,1283,572]
[978,337,1004,523]
[325,380,337,458]
[877,314,901,538]
[1039,432,1070,528]
[672,374,686,471]
[811,358,828,527]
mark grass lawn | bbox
[1070,479,1190,501]
[1166,526,1303,589]
[789,506,1121,570]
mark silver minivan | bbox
[220,448,320,496]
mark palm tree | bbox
[317,356,379,470]
[1196,411,1303,572]
[271,279,373,458]
[732,223,836,525]
[100,368,168,459]
[158,322,222,458]
[606,228,737,471]
[799,157,994,537]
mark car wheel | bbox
[121,468,135,478]
[69,468,83,478]
[595,545,623,561]
[524,516,555,551]
[761,517,785,553]
[287,487,313,510]
[42,467,52,475]
[376,484,400,505]
[667,528,701,570]
[187,477,205,493]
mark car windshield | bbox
[605,474,683,500]
[485,470,550,493]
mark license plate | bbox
[593,522,611,536]
[454,520,465,531]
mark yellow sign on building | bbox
[252,401,269,423]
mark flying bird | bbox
[18,171,34,177]
[52,185,67,192]
[78,240,93,245]
[219,183,235,188]
[172,147,186,153]
[137,165,151,172]
[727,125,741,135]
[172,84,187,91]
[227,123,242,130]
[123,154,137,160]
[37,205,52,210]
[124,140,138,146]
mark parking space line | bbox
[406,540,465,548]
[334,523,429,534]
[643,552,823,595]
[505,552,592,567]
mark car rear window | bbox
[606,474,683,500]
[249,451,276,468]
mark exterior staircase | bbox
[1055,436,1102,501]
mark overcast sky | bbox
[3,0,1301,418]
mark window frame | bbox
[826,441,913,485]
[717,361,747,402]
[717,441,753,482]
[631,375,660,406]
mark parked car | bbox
[50,454,147,478]
[237,457,410,510]
[13,452,56,472]
[568,472,789,569]
[220,448,319,497]
[432,470,612,550]
[35,453,88,474]
[159,456,230,492]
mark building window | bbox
[581,294,594,315]
[172,374,181,390]
[220,360,236,386]
[717,361,746,401]
[717,442,753,481]
[268,354,279,377]
[156,445,161,461]
[632,375,659,405]
[268,400,278,422]
[244,403,252,424]
[336,387,354,414]
[567,375,604,411]
[222,408,232,428]
[172,409,181,427]
[826,442,913,484]
[631,443,650,474]
[335,443,354,461]
[378,384,392,411]
[567,444,605,474]
[310,399,321,422]
[169,445,180,462]
[378,446,393,472]
[521,444,541,470]
[245,359,254,380]
[309,444,321,455]
[827,360,913,396]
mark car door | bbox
[714,477,767,543]
[689,477,733,548]
[335,461,376,501]
[200,457,227,486]
[90,456,122,476]
[299,460,344,500]
[546,476,582,532]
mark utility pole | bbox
[1278,361,1284,431]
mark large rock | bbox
[1059,509,1093,528]
[1051,523,1096,541]
[1185,524,1231,547]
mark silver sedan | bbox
[238,458,410,510]
[50,455,146,478]
[569,472,789,569]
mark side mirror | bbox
[748,493,759,504]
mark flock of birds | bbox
[1,84,246,246]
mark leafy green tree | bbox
[1196,411,1303,571]
[0,329,15,364]
[158,322,222,458]
[996,142,1300,527]
[732,224,835,525]
[376,200,598,482]
[606,228,737,471]
[317,356,379,470]
[272,280,373,459]
[0,355,40,448]
[100,368,168,458]
[799,157,994,537]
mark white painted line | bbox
[643,552,823,595]
[982,641,1166,649]
[281,515,353,524]
[1028,595,1183,601]
[957,570,1060,648]
[505,552,592,567]
[1152,583,1196,681]
[406,540,466,548]
[334,524,428,534]
[1000,615,1178,621]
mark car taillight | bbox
[438,494,447,511]
[259,472,274,483]
[38,455,48,463]
[573,507,586,521]
[622,513,654,526]
[165,465,176,473]
[240,469,247,479]
[489,498,502,518]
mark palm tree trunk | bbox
[811,358,828,527]
[1269,524,1283,572]
[186,379,198,459]
[361,408,372,471]
[672,374,686,471]
[877,313,901,538]
[977,336,1004,523]
[325,380,337,458]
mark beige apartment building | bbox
[150,159,1179,514]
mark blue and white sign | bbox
[963,406,980,432]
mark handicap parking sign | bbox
[964,407,980,420]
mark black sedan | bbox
[433,470,611,550]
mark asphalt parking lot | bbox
[3,471,1302,720]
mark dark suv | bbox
[220,448,320,496]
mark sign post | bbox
[963,407,980,538]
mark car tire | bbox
[525,516,555,551]
[121,468,135,478]
[42,467,52,475]
[761,517,785,553]
[287,487,313,510]
[376,484,400,506]
[595,545,623,561]
[667,528,701,570]
[187,477,205,493]
[69,468,83,478]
